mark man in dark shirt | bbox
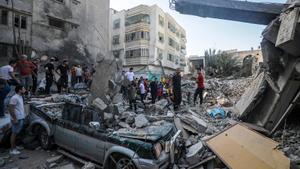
[150,77,158,104]
[56,60,69,93]
[44,58,55,94]
[172,68,182,111]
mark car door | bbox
[74,108,107,164]
[53,103,82,152]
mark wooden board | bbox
[206,124,290,169]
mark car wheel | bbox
[115,157,136,169]
[38,127,52,150]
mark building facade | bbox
[110,5,187,78]
[0,0,109,65]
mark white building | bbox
[110,5,187,79]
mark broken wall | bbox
[31,0,110,64]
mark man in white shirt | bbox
[0,60,19,85]
[75,65,83,83]
[9,85,26,155]
[125,67,135,82]
[139,78,146,108]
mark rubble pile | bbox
[205,77,253,106]
[273,122,300,168]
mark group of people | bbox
[0,55,96,155]
[44,58,95,94]
[121,67,205,112]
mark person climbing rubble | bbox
[194,68,205,106]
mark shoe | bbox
[10,149,21,155]
[16,146,24,151]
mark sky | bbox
[110,0,286,56]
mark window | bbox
[113,50,121,58]
[168,22,177,34]
[125,14,150,26]
[125,48,149,58]
[125,31,149,42]
[112,35,120,45]
[167,53,174,62]
[159,15,164,26]
[158,32,164,43]
[14,14,20,28]
[0,44,8,58]
[72,0,80,5]
[113,19,120,29]
[21,16,27,29]
[168,38,174,47]
[1,10,8,25]
[49,17,65,30]
[157,48,163,60]
[54,0,64,3]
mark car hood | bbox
[113,122,175,142]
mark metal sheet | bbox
[206,124,290,169]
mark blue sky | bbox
[110,0,286,56]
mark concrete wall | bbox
[32,0,109,64]
[0,0,32,65]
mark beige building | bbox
[225,48,263,65]
[110,5,187,78]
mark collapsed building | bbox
[172,0,300,136]
[0,0,110,64]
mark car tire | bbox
[38,127,52,150]
[115,157,136,169]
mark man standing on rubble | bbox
[9,85,26,155]
[125,67,135,82]
[56,60,69,93]
[150,77,158,104]
[0,60,20,86]
[44,58,55,94]
[16,55,36,95]
[194,68,205,105]
[172,68,182,111]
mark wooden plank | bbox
[206,124,290,169]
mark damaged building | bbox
[0,0,109,64]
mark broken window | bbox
[113,19,120,29]
[21,16,27,29]
[1,10,8,25]
[14,14,20,28]
[49,17,65,30]
[159,15,164,26]
[112,35,120,45]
